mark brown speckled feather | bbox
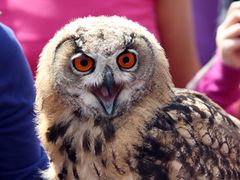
[136,88,240,179]
[35,16,240,180]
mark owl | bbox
[35,16,240,180]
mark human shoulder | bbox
[0,23,21,54]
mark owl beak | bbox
[91,66,122,115]
[103,66,114,97]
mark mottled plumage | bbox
[35,16,240,180]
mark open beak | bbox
[91,66,122,115]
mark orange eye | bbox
[72,54,95,73]
[117,51,137,70]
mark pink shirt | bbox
[0,0,159,75]
[195,54,240,119]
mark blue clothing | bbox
[0,23,49,179]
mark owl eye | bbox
[117,50,137,70]
[71,54,95,74]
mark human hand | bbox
[216,2,240,69]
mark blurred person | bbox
[188,1,240,119]
[0,23,49,179]
[0,0,200,87]
[192,0,240,66]
[218,0,239,22]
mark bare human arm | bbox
[156,0,200,87]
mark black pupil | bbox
[80,59,88,66]
[122,57,130,64]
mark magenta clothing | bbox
[0,0,159,75]
[195,54,240,119]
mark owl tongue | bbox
[91,83,122,115]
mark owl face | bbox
[38,16,168,119]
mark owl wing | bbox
[135,89,240,180]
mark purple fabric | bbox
[195,54,240,118]
[192,0,220,66]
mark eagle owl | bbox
[35,16,240,180]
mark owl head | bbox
[36,16,173,120]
